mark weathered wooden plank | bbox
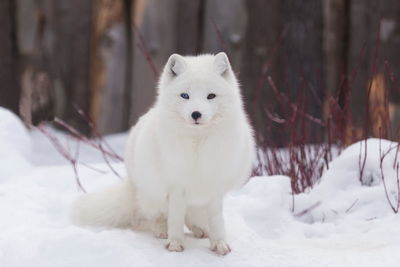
[89,0,125,134]
[347,0,381,128]
[18,0,55,125]
[380,1,400,103]
[239,0,281,141]
[52,0,94,133]
[0,0,21,114]
[323,0,349,99]
[96,23,128,134]
[129,0,178,125]
[281,0,323,104]
[176,0,203,55]
[202,0,247,69]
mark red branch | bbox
[37,125,86,192]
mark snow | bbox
[295,138,400,223]
[0,108,32,179]
[1,107,400,267]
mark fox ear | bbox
[166,53,186,77]
[214,52,230,76]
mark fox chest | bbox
[161,139,223,177]
[158,136,236,201]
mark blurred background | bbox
[0,0,399,144]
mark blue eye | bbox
[180,93,189,99]
[207,93,216,100]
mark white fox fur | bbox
[71,52,256,255]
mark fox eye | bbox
[180,93,189,99]
[207,93,216,100]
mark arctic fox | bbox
[72,52,255,255]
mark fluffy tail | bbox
[71,179,138,228]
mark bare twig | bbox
[294,201,321,217]
[132,24,159,78]
[345,199,359,213]
[37,125,86,192]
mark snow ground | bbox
[1,107,400,267]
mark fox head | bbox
[157,52,243,129]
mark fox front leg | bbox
[207,197,231,256]
[165,188,185,252]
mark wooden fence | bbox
[0,0,399,137]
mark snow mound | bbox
[230,176,293,239]
[1,118,400,266]
[295,138,399,223]
[0,107,31,179]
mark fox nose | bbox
[191,111,202,121]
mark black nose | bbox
[191,111,202,120]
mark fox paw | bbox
[166,240,184,252]
[153,216,168,239]
[211,240,231,256]
[191,225,208,239]
[154,231,168,239]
